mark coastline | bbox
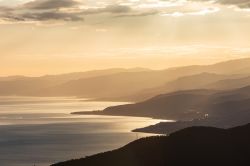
[72,111,175,134]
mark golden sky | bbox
[0,0,250,76]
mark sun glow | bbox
[0,0,250,76]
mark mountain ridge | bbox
[52,123,250,166]
[1,58,250,101]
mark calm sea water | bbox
[0,96,166,166]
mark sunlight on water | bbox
[0,97,167,166]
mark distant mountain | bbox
[0,75,25,81]
[207,75,250,90]
[40,68,150,83]
[132,86,250,134]
[117,72,243,101]
[32,58,250,100]
[25,58,250,100]
[210,58,250,74]
[76,85,250,123]
[36,70,174,98]
[52,123,250,166]
[39,70,227,100]
[74,89,217,120]
[1,58,250,101]
[0,68,150,96]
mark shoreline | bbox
[71,110,174,121]
[72,111,175,134]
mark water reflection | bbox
[0,97,166,166]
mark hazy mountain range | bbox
[4,57,250,165]
[2,58,250,102]
[66,58,250,134]
[76,85,250,127]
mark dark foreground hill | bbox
[52,123,250,166]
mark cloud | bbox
[219,0,250,8]
[187,0,250,8]
[0,0,84,23]
[161,7,220,17]
[115,10,159,17]
[23,0,80,10]
[0,0,250,24]
[0,0,134,23]
[81,5,132,15]
[0,10,84,23]
[104,5,131,13]
[20,11,84,21]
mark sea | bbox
[0,96,166,166]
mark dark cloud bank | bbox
[0,0,134,22]
[189,0,250,8]
[0,0,250,23]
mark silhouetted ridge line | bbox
[52,123,250,166]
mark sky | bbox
[0,0,250,76]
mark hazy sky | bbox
[0,0,250,76]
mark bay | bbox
[0,97,166,166]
